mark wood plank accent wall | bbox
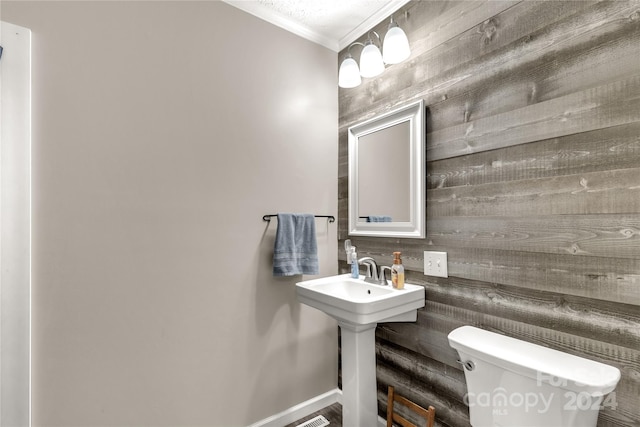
[338,2,640,426]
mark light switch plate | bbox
[424,251,448,277]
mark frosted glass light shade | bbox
[359,42,384,78]
[338,56,362,88]
[383,25,411,64]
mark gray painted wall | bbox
[3,2,338,425]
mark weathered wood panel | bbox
[422,277,640,350]
[427,2,640,131]
[428,74,640,160]
[427,168,640,217]
[438,247,640,304]
[427,215,640,259]
[339,1,640,426]
[427,122,640,189]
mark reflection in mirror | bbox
[348,99,425,238]
[357,121,410,222]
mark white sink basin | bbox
[296,273,426,425]
[296,274,425,325]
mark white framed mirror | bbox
[348,99,425,238]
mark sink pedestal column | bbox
[339,321,378,427]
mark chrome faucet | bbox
[357,257,379,283]
[358,257,392,285]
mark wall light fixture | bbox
[338,15,411,89]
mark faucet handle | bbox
[358,257,379,282]
[379,266,392,285]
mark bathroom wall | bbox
[338,1,640,426]
[2,1,338,426]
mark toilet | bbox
[448,326,620,427]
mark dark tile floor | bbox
[285,402,342,427]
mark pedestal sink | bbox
[296,274,425,426]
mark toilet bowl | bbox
[448,326,620,427]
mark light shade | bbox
[359,41,385,78]
[383,25,411,64]
[338,56,362,88]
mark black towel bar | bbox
[263,214,335,223]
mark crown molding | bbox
[222,0,412,53]
[338,0,411,52]
[222,0,339,51]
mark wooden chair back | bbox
[386,385,435,427]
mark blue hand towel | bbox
[367,215,393,222]
[273,213,319,277]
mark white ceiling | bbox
[222,0,411,52]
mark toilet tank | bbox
[448,326,620,427]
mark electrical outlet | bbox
[424,251,448,277]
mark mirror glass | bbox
[348,99,425,238]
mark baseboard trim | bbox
[247,388,342,427]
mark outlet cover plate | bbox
[424,251,448,277]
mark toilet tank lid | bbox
[448,326,621,394]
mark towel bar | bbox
[263,214,335,223]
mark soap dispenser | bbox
[350,247,359,278]
[391,251,405,289]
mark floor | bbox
[285,402,342,427]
